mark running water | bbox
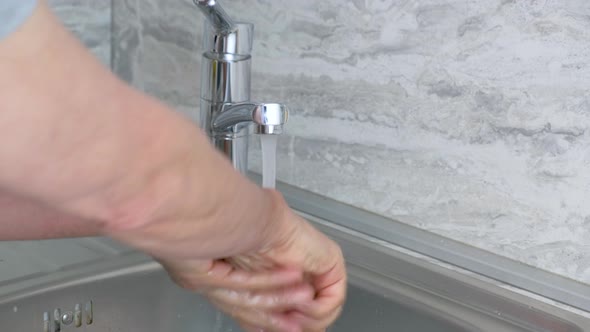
[260,134,278,189]
[228,134,278,272]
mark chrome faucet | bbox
[193,0,288,174]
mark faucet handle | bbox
[194,0,253,56]
[193,0,235,34]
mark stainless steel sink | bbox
[0,259,466,332]
[1,215,588,332]
[1,180,589,331]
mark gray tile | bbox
[49,0,111,66]
[112,0,590,285]
[113,0,201,108]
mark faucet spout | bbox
[213,103,289,135]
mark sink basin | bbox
[0,261,466,332]
[2,179,589,331]
[1,216,588,332]
[332,282,467,332]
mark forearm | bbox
[0,191,99,240]
[0,1,275,257]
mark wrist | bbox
[100,136,290,260]
[195,183,294,257]
[250,189,301,253]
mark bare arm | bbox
[0,0,276,257]
[0,2,346,330]
[0,190,98,239]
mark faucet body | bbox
[196,0,287,174]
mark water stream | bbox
[260,135,278,189]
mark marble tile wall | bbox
[50,0,111,65]
[0,0,115,284]
[111,0,590,285]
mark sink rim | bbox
[268,173,590,315]
[1,218,588,332]
[311,216,589,332]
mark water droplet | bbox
[12,306,18,313]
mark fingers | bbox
[290,252,347,331]
[210,299,302,332]
[229,255,275,272]
[250,209,347,332]
[270,214,344,279]
[207,283,315,312]
[298,262,347,320]
[223,257,345,332]
[290,281,345,331]
[160,258,304,292]
[207,260,303,290]
[157,198,349,332]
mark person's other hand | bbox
[159,191,346,332]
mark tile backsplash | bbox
[111,0,590,285]
[51,0,111,65]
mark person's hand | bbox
[159,258,316,332]
[101,144,347,332]
[158,191,347,332]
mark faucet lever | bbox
[193,0,236,34]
